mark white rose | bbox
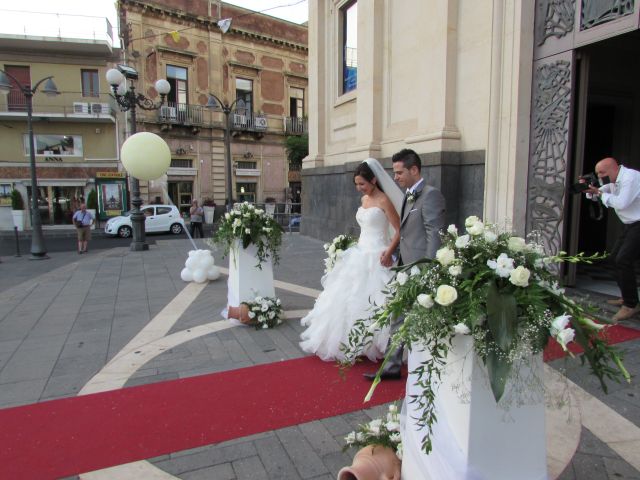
[483,231,497,243]
[389,432,401,444]
[455,234,470,248]
[248,311,256,319]
[435,285,458,306]
[396,271,409,285]
[556,328,575,348]
[465,216,481,228]
[386,421,400,432]
[345,432,356,445]
[487,253,514,278]
[508,236,527,252]
[417,293,434,309]
[233,219,241,227]
[225,212,231,220]
[467,221,484,236]
[448,265,462,277]
[410,265,421,276]
[261,303,269,312]
[396,443,403,460]
[453,322,470,335]
[550,314,571,336]
[368,419,383,435]
[262,324,269,329]
[245,228,251,234]
[328,244,336,254]
[509,266,530,287]
[447,224,458,235]
[436,247,456,266]
[388,404,398,414]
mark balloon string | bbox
[152,180,198,250]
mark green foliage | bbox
[86,189,98,209]
[285,133,308,168]
[341,216,628,455]
[212,202,282,268]
[11,189,24,210]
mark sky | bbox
[0,0,309,46]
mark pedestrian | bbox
[72,203,94,254]
[364,148,446,380]
[583,157,640,322]
[189,200,204,238]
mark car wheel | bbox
[118,225,132,238]
[170,223,183,235]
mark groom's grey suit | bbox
[383,178,446,375]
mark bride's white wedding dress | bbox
[299,206,392,361]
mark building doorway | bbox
[168,181,193,216]
[566,30,640,288]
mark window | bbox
[157,206,173,215]
[235,78,253,114]
[170,159,193,168]
[5,65,29,111]
[236,182,256,203]
[289,87,304,117]
[0,184,11,206]
[340,1,358,94]
[236,161,257,169]
[166,65,188,105]
[24,134,83,156]
[81,69,99,97]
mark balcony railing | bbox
[0,92,116,120]
[231,111,268,133]
[284,116,307,135]
[158,102,205,126]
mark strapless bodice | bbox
[356,206,390,250]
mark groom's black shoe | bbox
[363,370,402,381]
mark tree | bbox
[87,189,98,210]
[11,189,24,210]
[284,133,308,170]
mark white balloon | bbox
[188,250,197,257]
[121,132,171,180]
[185,256,199,270]
[192,268,207,283]
[207,266,220,280]
[201,255,214,268]
[180,268,193,282]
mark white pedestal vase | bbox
[203,206,215,224]
[402,335,547,480]
[88,209,97,230]
[224,240,275,322]
[11,210,25,231]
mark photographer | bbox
[584,157,640,322]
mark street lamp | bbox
[206,93,244,212]
[106,64,171,251]
[0,69,59,260]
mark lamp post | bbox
[0,70,59,260]
[206,94,244,212]
[106,65,171,251]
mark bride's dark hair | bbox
[354,162,384,192]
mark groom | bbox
[365,148,446,380]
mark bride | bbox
[299,159,403,361]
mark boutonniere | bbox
[406,192,416,203]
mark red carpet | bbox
[0,357,404,480]
[0,325,638,480]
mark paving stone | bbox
[232,455,269,480]
[181,462,235,480]
[0,378,47,408]
[254,434,300,479]
[276,426,329,478]
[298,421,342,457]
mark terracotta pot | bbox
[338,445,401,480]
[227,304,252,324]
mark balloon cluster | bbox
[180,250,220,283]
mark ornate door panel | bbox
[575,0,639,47]
[526,52,575,259]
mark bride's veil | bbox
[364,158,404,216]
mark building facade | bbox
[117,0,308,215]
[0,13,119,230]
[305,0,640,284]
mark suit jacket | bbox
[399,180,446,264]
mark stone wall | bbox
[301,151,485,242]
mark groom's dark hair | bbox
[392,148,422,171]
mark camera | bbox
[570,172,607,194]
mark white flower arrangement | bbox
[242,295,283,329]
[212,202,282,268]
[342,215,630,454]
[344,403,402,460]
[324,234,358,273]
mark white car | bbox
[105,205,185,238]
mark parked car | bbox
[105,205,185,238]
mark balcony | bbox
[158,102,205,127]
[231,112,268,134]
[0,92,116,123]
[284,116,307,135]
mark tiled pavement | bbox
[0,234,639,479]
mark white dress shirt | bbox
[599,165,640,224]
[407,178,424,195]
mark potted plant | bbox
[86,189,98,230]
[202,197,216,224]
[10,189,26,231]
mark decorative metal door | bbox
[527,0,639,282]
